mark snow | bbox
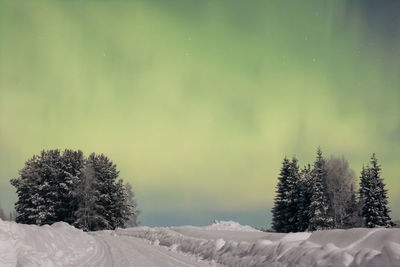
[0,219,211,267]
[204,220,259,232]
[1,219,400,266]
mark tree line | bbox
[272,148,393,233]
[10,149,139,231]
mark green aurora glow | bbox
[0,0,399,227]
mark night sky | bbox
[0,0,399,227]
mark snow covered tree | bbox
[272,157,291,232]
[124,182,140,227]
[11,150,85,225]
[110,180,140,229]
[296,164,313,232]
[308,148,334,231]
[55,149,85,224]
[358,165,368,226]
[289,157,304,232]
[73,162,109,231]
[81,153,137,230]
[106,178,130,229]
[11,150,139,230]
[325,156,357,228]
[89,153,121,229]
[359,154,393,228]
[272,157,301,233]
[11,150,63,225]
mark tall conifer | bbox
[308,148,334,230]
[297,164,312,231]
[272,157,292,232]
[272,157,301,232]
[359,154,393,228]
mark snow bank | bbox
[204,220,259,232]
[0,219,107,267]
[118,221,400,267]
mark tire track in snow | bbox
[91,231,212,267]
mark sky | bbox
[0,0,399,228]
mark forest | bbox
[272,148,393,233]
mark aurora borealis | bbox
[0,0,399,227]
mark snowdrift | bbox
[1,218,400,266]
[0,219,108,267]
[117,221,400,267]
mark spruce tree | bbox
[92,153,119,229]
[73,162,109,231]
[359,154,393,228]
[289,157,303,232]
[87,153,134,230]
[112,179,132,228]
[11,150,62,225]
[56,150,85,224]
[358,165,368,226]
[272,157,301,233]
[272,157,291,232]
[297,164,312,232]
[308,148,334,231]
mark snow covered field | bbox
[1,219,400,267]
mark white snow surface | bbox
[2,219,400,267]
[204,220,259,232]
[0,219,211,267]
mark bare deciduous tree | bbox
[325,156,356,228]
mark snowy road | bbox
[91,232,212,267]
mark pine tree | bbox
[297,164,312,231]
[358,165,368,226]
[111,179,138,228]
[289,157,303,232]
[90,153,120,229]
[272,157,291,232]
[11,150,62,225]
[308,148,334,231]
[359,154,393,228]
[11,150,84,225]
[85,153,134,230]
[73,162,109,231]
[55,150,85,224]
[272,157,301,233]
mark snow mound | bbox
[0,219,107,267]
[204,220,259,232]
[118,223,400,267]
